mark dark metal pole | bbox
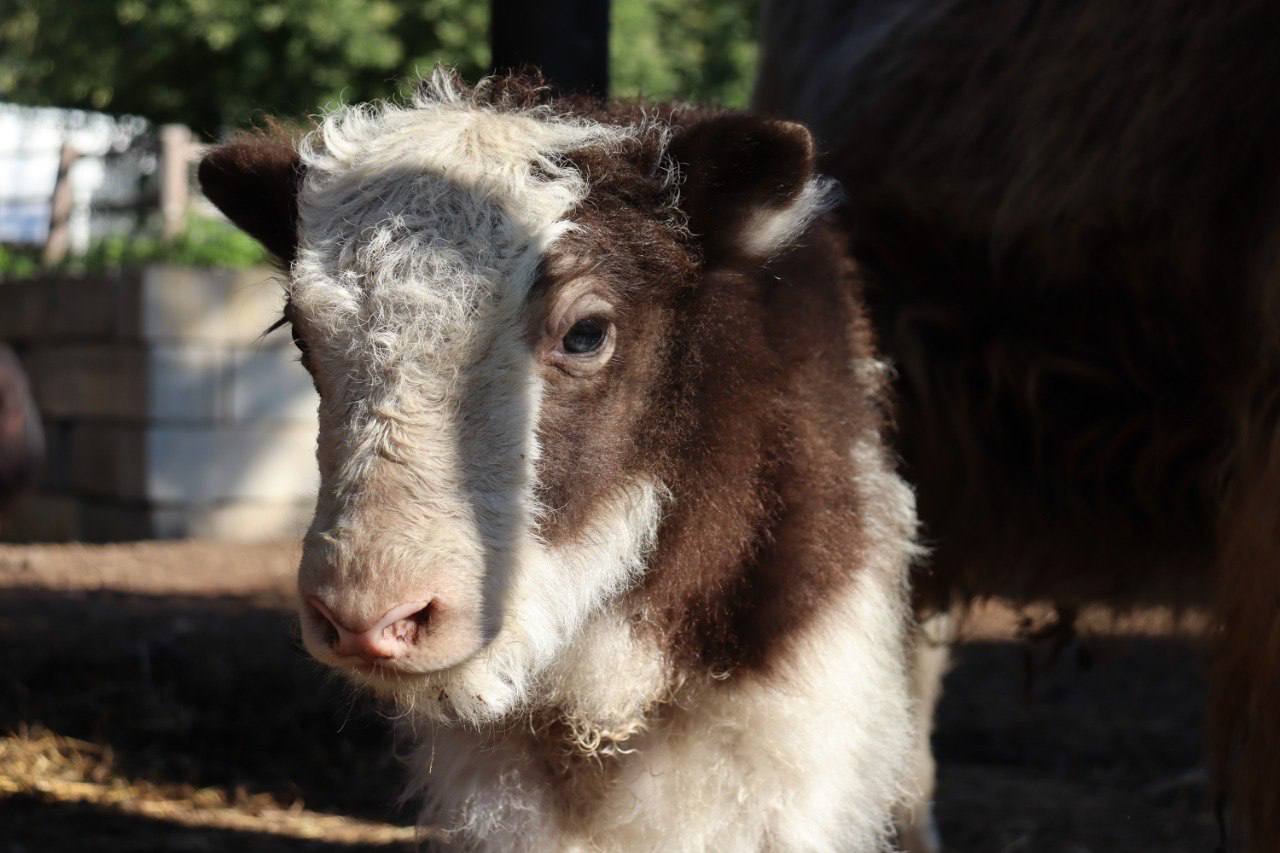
[490,0,610,97]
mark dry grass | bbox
[0,726,419,847]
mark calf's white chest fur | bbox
[406,440,917,852]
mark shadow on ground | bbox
[935,636,1216,852]
[0,578,1217,852]
[0,586,414,852]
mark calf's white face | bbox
[276,80,664,721]
[198,75,835,725]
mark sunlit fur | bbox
[741,174,842,259]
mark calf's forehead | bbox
[289,99,632,344]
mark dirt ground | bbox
[0,542,1217,852]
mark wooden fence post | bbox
[160,124,193,239]
[41,143,79,267]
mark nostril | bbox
[381,601,434,646]
[304,597,436,663]
[410,601,433,628]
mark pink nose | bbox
[307,596,433,662]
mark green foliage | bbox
[0,245,41,281]
[0,215,267,281]
[1,1,759,135]
[612,0,759,107]
[1,0,489,135]
[75,214,268,271]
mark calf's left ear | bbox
[197,133,302,264]
[669,114,838,264]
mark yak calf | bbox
[200,74,919,851]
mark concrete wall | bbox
[0,266,319,541]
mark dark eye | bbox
[562,318,608,355]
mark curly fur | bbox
[200,73,920,851]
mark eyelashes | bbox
[262,306,311,371]
[262,314,290,337]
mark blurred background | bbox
[0,0,757,544]
[0,3,1216,852]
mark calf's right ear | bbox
[197,134,302,264]
[669,114,838,265]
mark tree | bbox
[612,0,758,108]
[0,0,759,136]
[0,0,488,136]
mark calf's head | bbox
[199,74,835,722]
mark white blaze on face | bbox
[289,76,662,718]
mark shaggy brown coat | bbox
[756,0,1280,846]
